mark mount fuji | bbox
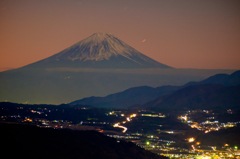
[0,33,236,104]
[24,33,172,69]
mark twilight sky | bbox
[0,0,240,71]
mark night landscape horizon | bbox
[1,0,240,159]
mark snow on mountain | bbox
[27,33,172,69]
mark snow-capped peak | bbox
[41,33,172,69]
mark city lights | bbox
[2,104,240,159]
[130,114,136,118]
[188,137,195,142]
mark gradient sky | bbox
[0,0,240,71]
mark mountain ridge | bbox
[70,70,240,108]
[184,70,240,86]
[143,84,240,110]
[70,85,181,108]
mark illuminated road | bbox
[113,123,128,133]
[113,114,136,133]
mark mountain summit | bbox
[27,33,172,69]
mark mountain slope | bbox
[23,33,172,69]
[185,70,240,86]
[69,70,240,108]
[2,123,166,159]
[143,84,240,110]
[70,85,181,108]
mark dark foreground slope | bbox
[2,123,167,159]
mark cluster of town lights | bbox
[188,137,195,142]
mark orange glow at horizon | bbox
[0,0,240,71]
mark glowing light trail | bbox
[113,114,137,133]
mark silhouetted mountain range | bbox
[142,84,240,110]
[185,70,240,86]
[70,85,181,108]
[70,70,240,109]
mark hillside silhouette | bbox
[2,123,167,159]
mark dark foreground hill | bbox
[2,123,167,159]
